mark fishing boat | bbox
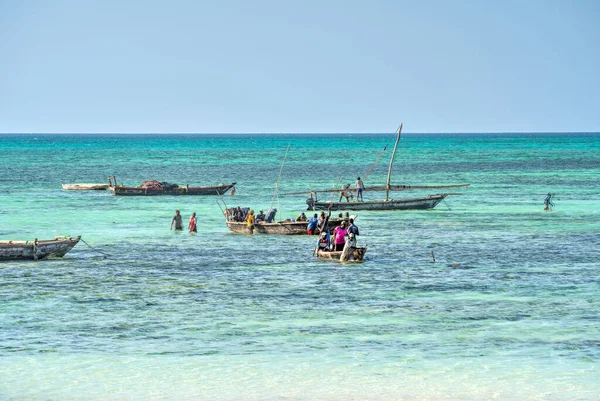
[223,145,331,235]
[62,183,109,190]
[288,123,469,211]
[226,219,308,235]
[0,236,81,261]
[108,177,236,196]
[316,246,367,262]
[225,210,350,235]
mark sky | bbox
[0,0,599,133]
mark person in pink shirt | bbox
[333,221,348,251]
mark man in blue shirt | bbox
[307,213,319,235]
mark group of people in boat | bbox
[227,207,278,233]
[303,209,359,252]
[170,210,197,233]
[317,216,359,252]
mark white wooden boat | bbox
[62,183,109,190]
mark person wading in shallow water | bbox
[188,212,197,233]
[544,193,555,211]
[171,210,183,231]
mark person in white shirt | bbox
[355,177,365,201]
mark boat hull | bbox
[317,247,367,262]
[0,236,81,261]
[308,194,447,211]
[110,183,235,196]
[226,221,307,235]
[225,217,349,235]
[62,184,109,190]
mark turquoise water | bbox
[1,133,599,400]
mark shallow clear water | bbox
[1,133,599,400]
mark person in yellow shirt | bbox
[246,209,255,233]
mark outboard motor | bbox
[306,198,315,210]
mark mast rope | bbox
[362,145,388,181]
[271,144,291,211]
[80,238,110,258]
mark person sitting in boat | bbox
[333,221,348,251]
[338,183,354,202]
[347,218,359,247]
[233,206,243,222]
[307,213,319,235]
[296,212,307,221]
[256,210,266,223]
[317,232,331,252]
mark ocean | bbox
[1,133,599,400]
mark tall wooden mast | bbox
[385,123,403,201]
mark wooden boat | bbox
[288,123,469,211]
[108,176,236,196]
[0,236,81,261]
[226,220,308,235]
[62,183,109,190]
[307,194,448,211]
[225,216,349,235]
[223,146,354,235]
[316,246,367,262]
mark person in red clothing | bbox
[332,221,347,251]
[188,212,197,233]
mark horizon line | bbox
[1,131,599,135]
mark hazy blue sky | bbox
[1,0,599,133]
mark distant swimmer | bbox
[171,210,183,231]
[544,193,554,211]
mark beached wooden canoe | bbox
[62,183,109,190]
[316,246,367,262]
[0,236,81,261]
[110,183,236,196]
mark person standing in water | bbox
[188,212,197,233]
[544,193,554,211]
[171,210,183,231]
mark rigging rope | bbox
[80,237,111,258]
[271,144,291,211]
[362,145,388,181]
